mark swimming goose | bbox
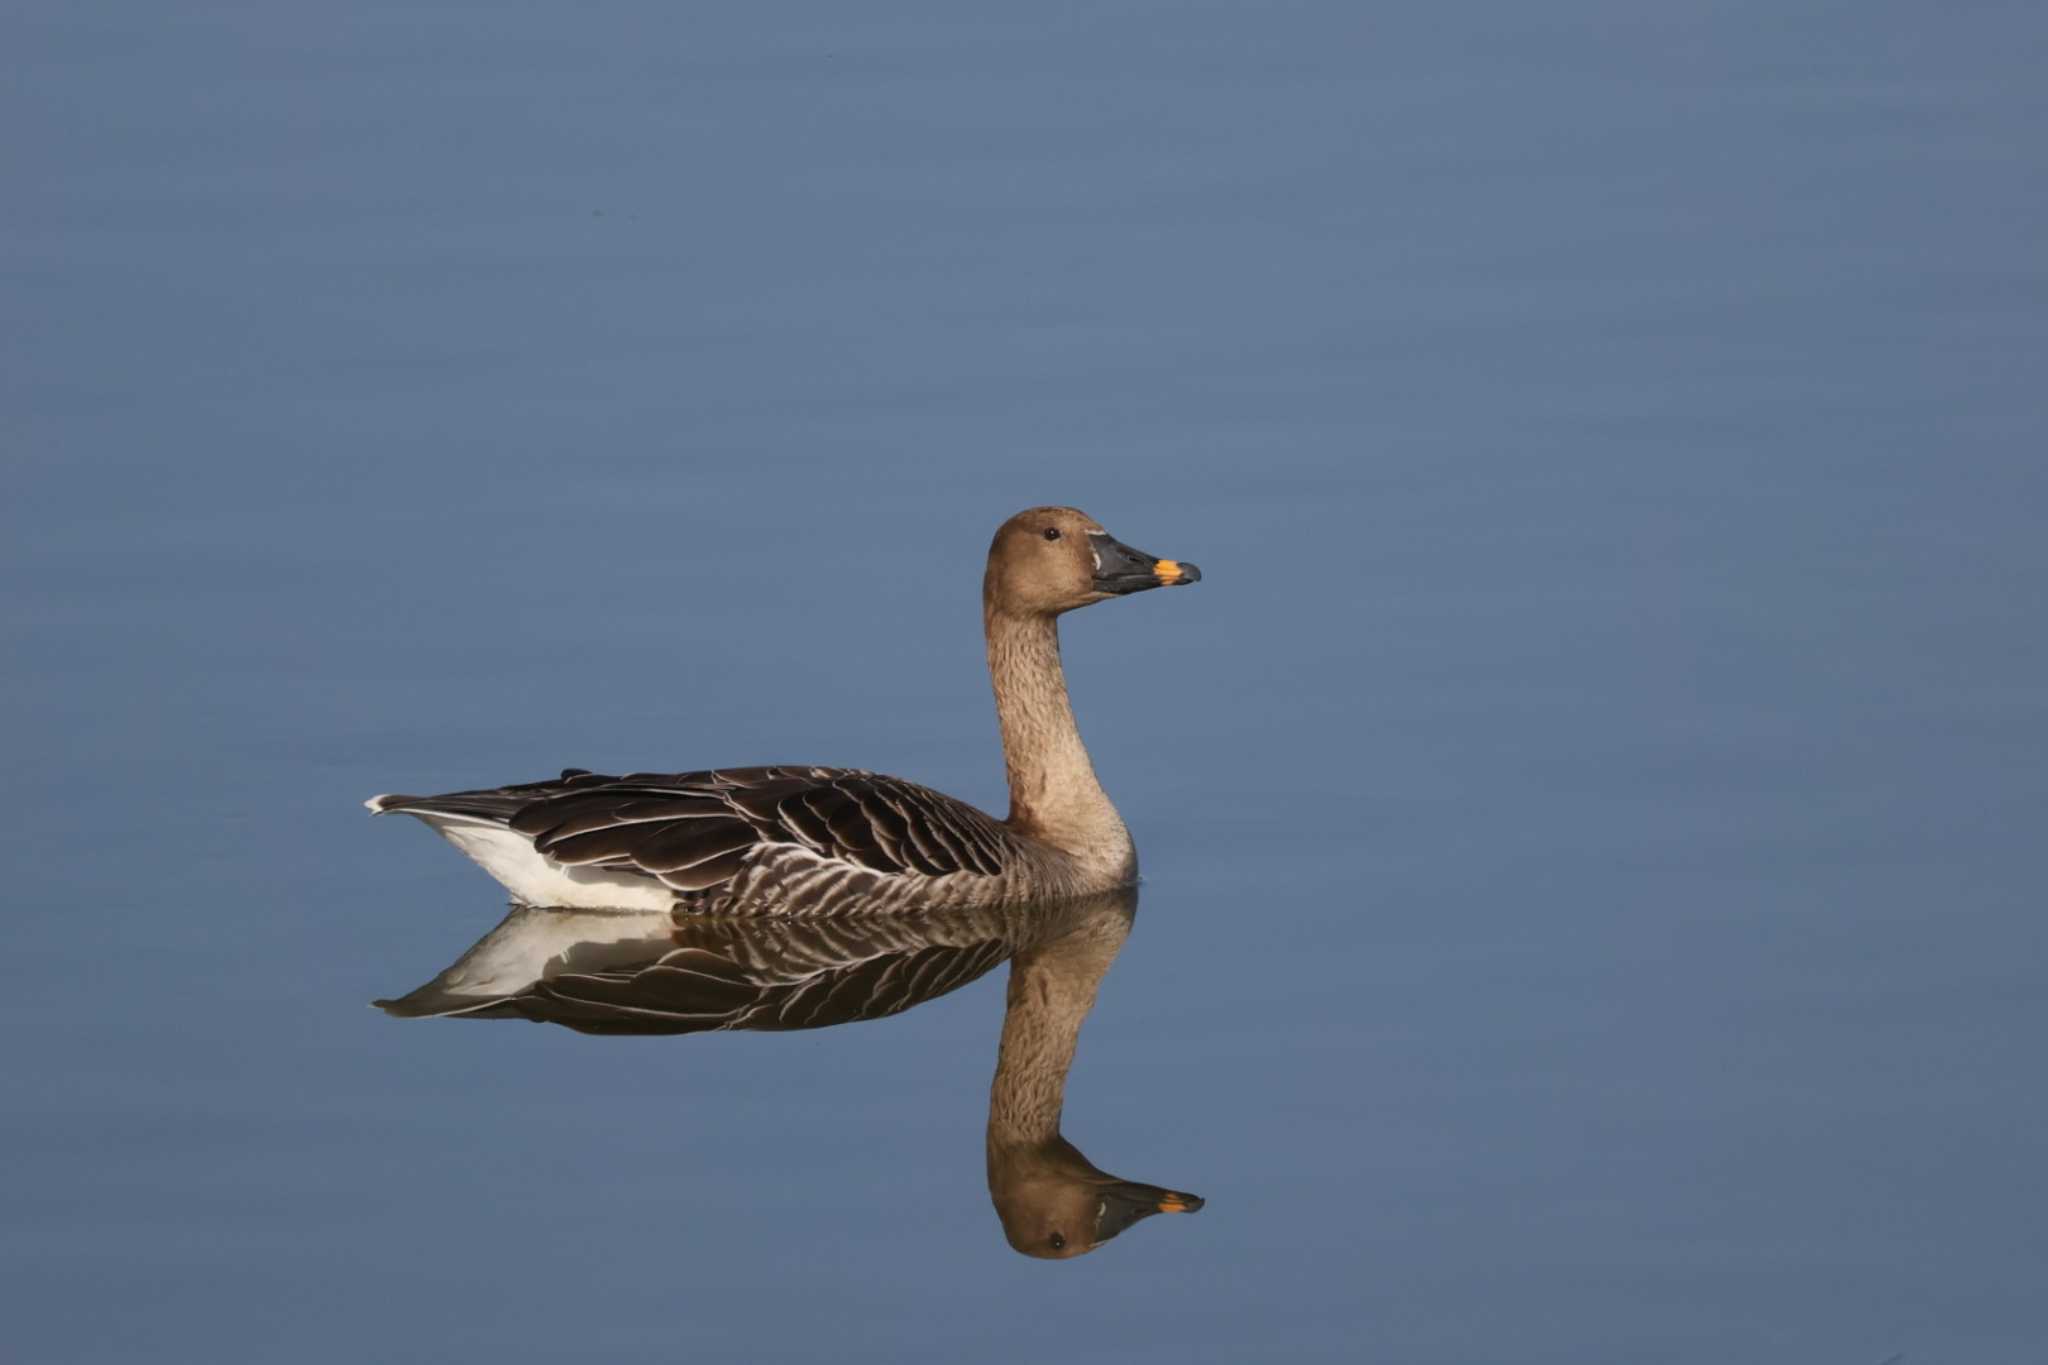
[376,886,1202,1257]
[367,507,1200,915]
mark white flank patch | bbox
[406,811,676,911]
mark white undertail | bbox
[369,802,673,911]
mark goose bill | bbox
[1095,1180,1206,1240]
[1089,532,1203,595]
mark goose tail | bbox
[365,792,523,823]
[363,785,676,911]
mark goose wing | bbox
[494,765,1017,910]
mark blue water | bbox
[7,2,2046,1360]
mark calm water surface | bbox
[7,2,2046,1361]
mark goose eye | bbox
[1042,527,1062,541]
[1048,1231,1066,1250]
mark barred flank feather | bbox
[368,766,1074,915]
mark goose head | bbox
[985,506,1201,617]
[989,1134,1204,1260]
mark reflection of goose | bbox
[377,887,1202,1258]
[365,507,1199,915]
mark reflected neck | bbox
[986,922,1123,1147]
[983,607,1128,863]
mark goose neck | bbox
[983,608,1129,863]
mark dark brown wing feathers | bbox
[392,764,1016,906]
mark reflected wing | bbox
[492,766,1017,911]
[375,901,1036,1036]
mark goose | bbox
[377,886,1202,1257]
[367,506,1200,915]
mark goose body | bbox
[368,507,1199,915]
[367,765,1085,915]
